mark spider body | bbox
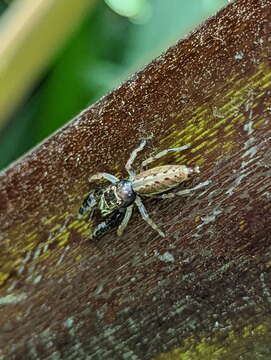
[79,139,201,239]
[133,164,194,195]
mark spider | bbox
[79,139,201,239]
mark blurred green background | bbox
[0,0,228,170]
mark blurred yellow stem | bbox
[0,0,97,129]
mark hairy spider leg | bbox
[125,139,148,178]
[151,180,208,199]
[140,144,191,170]
[152,189,192,199]
[117,205,134,236]
[135,196,165,237]
[89,172,119,184]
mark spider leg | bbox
[135,196,165,237]
[141,144,191,170]
[117,205,133,236]
[89,172,119,184]
[152,189,192,199]
[125,138,149,178]
[152,180,210,199]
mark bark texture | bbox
[0,0,271,359]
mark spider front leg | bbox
[141,144,191,170]
[135,196,165,237]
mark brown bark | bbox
[1,0,271,359]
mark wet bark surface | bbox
[0,0,271,359]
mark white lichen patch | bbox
[0,292,27,305]
[63,317,74,329]
[234,51,244,60]
[157,251,175,263]
[197,208,223,229]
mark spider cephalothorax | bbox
[79,139,203,239]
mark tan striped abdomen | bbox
[132,165,191,195]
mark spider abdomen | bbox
[132,165,193,195]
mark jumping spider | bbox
[79,139,201,239]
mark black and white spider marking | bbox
[79,139,202,238]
